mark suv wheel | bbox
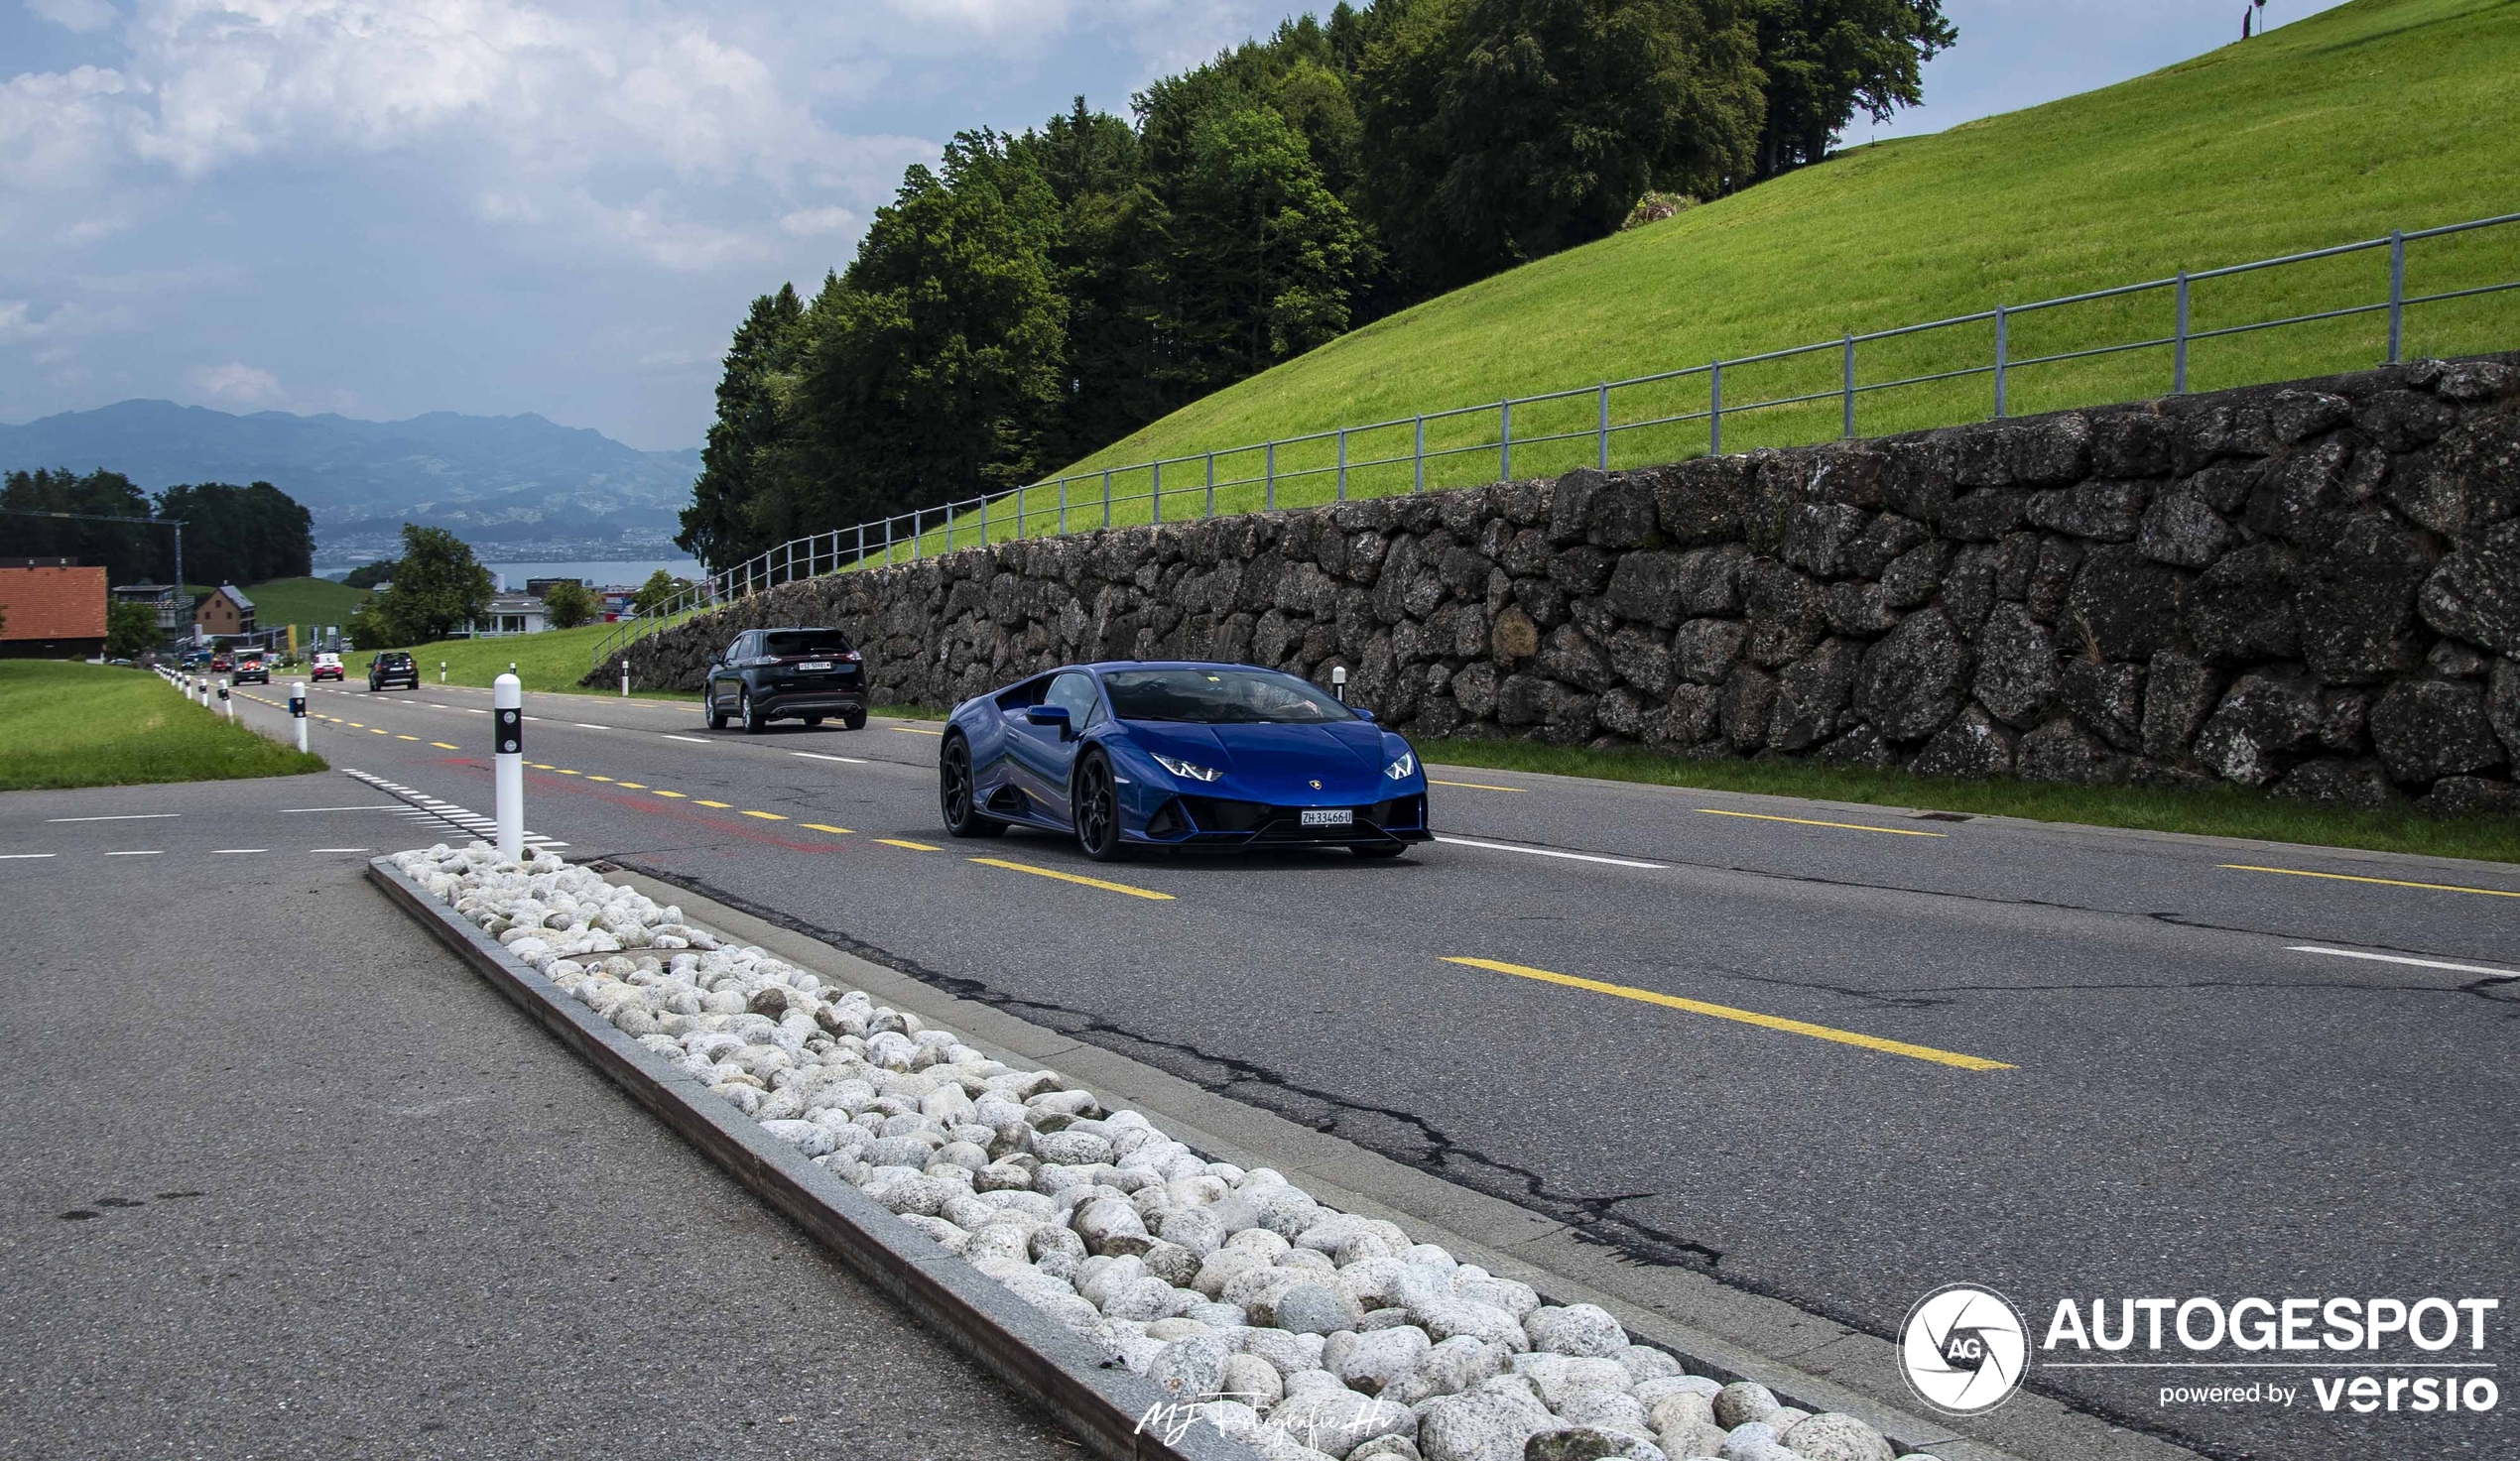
[740,688,766,735]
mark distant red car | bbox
[209,652,233,671]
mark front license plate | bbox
[797,661,833,671]
[1301,808,1353,827]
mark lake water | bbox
[484,558,704,592]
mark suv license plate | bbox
[1301,808,1353,827]
[797,661,833,671]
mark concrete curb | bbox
[364,856,1251,1461]
[600,865,2211,1461]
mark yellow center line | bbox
[529,763,554,770]
[1432,779,1526,792]
[739,809,787,820]
[555,769,580,776]
[652,789,687,798]
[694,799,732,808]
[802,822,854,835]
[430,742,458,750]
[1444,956,2013,1072]
[970,856,1175,901]
[586,775,615,783]
[368,727,388,735]
[2220,864,2520,900]
[395,734,418,741]
[877,837,941,851]
[1697,808,1945,838]
[891,726,944,736]
[615,782,646,789]
[345,721,363,728]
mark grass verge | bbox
[1420,737,2520,866]
[349,623,693,701]
[0,662,326,791]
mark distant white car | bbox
[311,652,345,682]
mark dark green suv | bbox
[705,628,867,733]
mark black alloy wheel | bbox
[705,683,727,730]
[740,688,766,734]
[1073,750,1123,862]
[940,734,1004,838]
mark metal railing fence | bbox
[592,209,2520,670]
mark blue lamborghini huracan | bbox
[937,662,1433,860]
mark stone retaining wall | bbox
[595,355,2520,812]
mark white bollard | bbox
[219,676,233,719]
[1330,665,1348,702]
[493,671,524,864]
[621,657,630,698]
[440,661,446,683]
[291,679,310,753]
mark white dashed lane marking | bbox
[46,813,179,823]
[1432,835,1666,870]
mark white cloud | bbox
[189,360,285,405]
[778,203,854,237]
[25,0,119,32]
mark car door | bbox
[1007,671,1101,824]
[712,633,752,712]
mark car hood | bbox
[1123,719,1396,803]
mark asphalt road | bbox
[0,774,1082,1459]
[189,676,2520,1461]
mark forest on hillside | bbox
[677,0,1957,572]
[1,469,315,587]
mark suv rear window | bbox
[762,631,852,657]
[377,653,413,667]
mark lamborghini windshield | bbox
[1102,668,1350,725]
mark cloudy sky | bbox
[1,0,2351,450]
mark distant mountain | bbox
[0,400,700,566]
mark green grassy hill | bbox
[867,0,2517,560]
[241,576,369,637]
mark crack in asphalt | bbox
[611,858,1729,1273]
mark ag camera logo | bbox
[1901,1283,2030,1415]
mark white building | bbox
[466,593,551,637]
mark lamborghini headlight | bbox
[1385,751,1416,780]
[1153,754,1223,783]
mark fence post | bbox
[882,516,892,567]
[1205,452,1215,517]
[1596,383,1609,470]
[1153,461,1163,524]
[1102,469,1112,530]
[1015,482,1024,542]
[1266,441,1276,511]
[1060,478,1070,535]
[1709,361,1723,456]
[1337,429,1348,501]
[1842,333,1856,439]
[912,508,922,561]
[1413,417,1424,492]
[2173,270,2191,394]
[1498,399,1512,481]
[1993,305,2009,419]
[2387,230,2406,365]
